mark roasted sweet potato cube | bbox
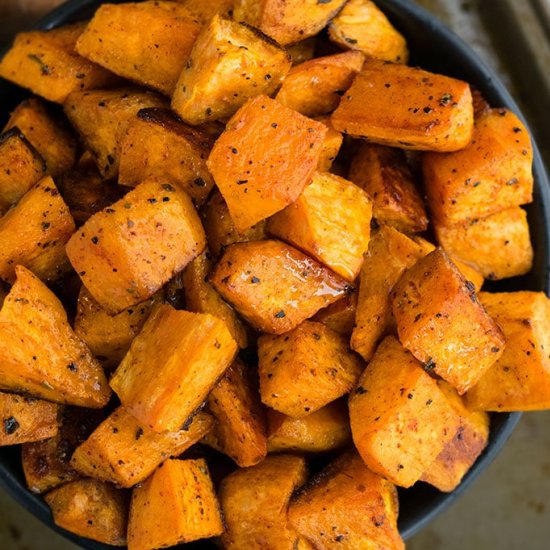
[76,1,201,96]
[118,108,215,205]
[45,479,128,546]
[258,321,362,417]
[0,392,59,446]
[66,179,205,313]
[233,0,347,45]
[349,143,428,233]
[421,381,489,492]
[207,95,327,231]
[312,291,357,337]
[0,176,75,283]
[177,0,234,22]
[172,16,291,125]
[210,240,350,334]
[287,37,317,65]
[110,304,237,431]
[332,59,474,151]
[201,190,267,257]
[182,250,248,348]
[0,23,117,103]
[267,399,350,453]
[128,458,223,549]
[64,87,166,179]
[450,257,484,292]
[468,292,550,411]
[220,454,306,550]
[289,451,404,549]
[392,248,505,394]
[276,51,364,118]
[351,226,431,361]
[0,266,110,407]
[316,116,343,172]
[0,128,46,213]
[423,108,533,224]
[267,171,372,281]
[71,407,213,488]
[435,206,533,280]
[349,336,460,487]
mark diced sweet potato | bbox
[110,304,237,431]
[423,108,533,224]
[258,320,362,417]
[0,266,110,407]
[45,479,128,546]
[450,257,484,292]
[276,51,364,118]
[287,37,317,65]
[71,407,213,488]
[76,2,201,96]
[289,452,404,549]
[207,95,327,231]
[233,0,347,45]
[349,336,460,487]
[434,206,533,280]
[0,128,46,213]
[467,292,550,411]
[267,399,350,453]
[118,108,215,206]
[66,179,205,313]
[182,251,248,349]
[128,458,223,550]
[312,291,357,337]
[421,381,489,492]
[172,16,291,125]
[220,454,306,550]
[177,0,234,22]
[351,225,431,361]
[267,171,372,281]
[392,248,505,394]
[0,176,75,284]
[332,59,474,152]
[349,143,428,233]
[210,240,351,334]
[0,392,58,446]
[64,87,166,179]
[316,116,343,172]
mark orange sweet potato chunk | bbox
[177,0,234,22]
[316,116,343,172]
[66,179,206,313]
[110,304,237,432]
[207,95,327,232]
[332,59,474,152]
[312,291,357,337]
[210,240,351,334]
[289,452,404,549]
[128,458,223,550]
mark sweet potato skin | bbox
[210,240,351,334]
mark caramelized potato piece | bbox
[177,0,234,22]
[332,59,474,152]
[258,321,362,417]
[349,336,460,487]
[110,304,237,431]
[0,176,75,283]
[128,459,223,549]
[468,292,550,411]
[268,172,372,281]
[392,248,505,394]
[71,407,213,488]
[64,87,166,179]
[0,266,110,407]
[289,452,404,549]
[118,108,215,205]
[316,116,343,172]
[0,392,58,446]
[276,51,364,118]
[172,16,291,125]
[220,454,306,550]
[349,143,428,233]
[66,179,205,313]
[76,1,201,95]
[312,291,357,337]
[208,95,327,231]
[210,240,350,334]
[0,23,117,103]
[424,108,533,224]
[448,257,484,292]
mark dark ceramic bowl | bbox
[1,0,549,548]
